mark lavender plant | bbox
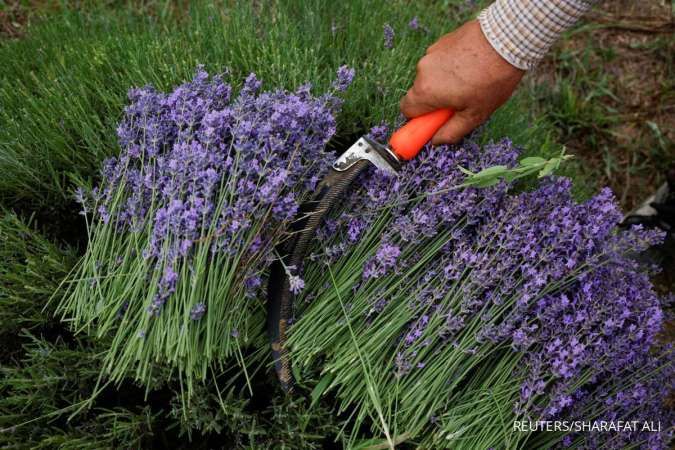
[288,133,673,449]
[57,67,355,394]
[383,24,395,49]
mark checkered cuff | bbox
[478,0,596,70]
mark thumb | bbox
[431,112,479,145]
[399,88,439,119]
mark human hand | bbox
[400,20,524,145]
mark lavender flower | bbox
[288,274,305,295]
[363,242,401,279]
[332,65,355,92]
[284,264,305,294]
[190,302,206,320]
[74,187,88,215]
[292,131,672,448]
[84,66,353,315]
[408,17,419,30]
[64,66,355,390]
[383,24,395,49]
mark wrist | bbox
[466,19,525,82]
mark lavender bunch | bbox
[58,67,353,393]
[288,133,672,449]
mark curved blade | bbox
[267,160,372,393]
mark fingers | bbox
[400,55,447,118]
[399,88,438,119]
[431,113,479,145]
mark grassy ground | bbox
[0,0,558,221]
[526,0,674,210]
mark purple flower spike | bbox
[190,302,206,320]
[289,274,305,294]
[383,24,395,49]
[364,242,401,279]
[333,65,355,92]
[87,66,349,318]
[307,132,671,448]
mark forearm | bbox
[478,0,598,70]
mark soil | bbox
[527,0,674,210]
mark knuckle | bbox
[476,112,491,125]
[400,91,415,115]
[399,96,408,110]
[465,109,488,125]
[424,44,437,56]
[415,55,431,72]
[414,78,433,97]
[415,60,425,75]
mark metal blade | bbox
[332,136,401,175]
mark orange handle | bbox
[388,108,454,160]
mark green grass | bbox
[0,211,76,342]
[526,19,675,209]
[0,211,342,447]
[0,329,159,449]
[0,211,156,448]
[0,0,573,213]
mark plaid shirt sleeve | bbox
[478,0,598,70]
